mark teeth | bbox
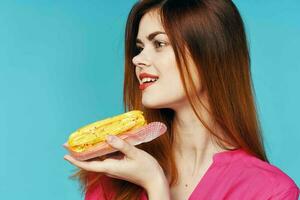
[141,77,158,83]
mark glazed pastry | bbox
[64,110,167,161]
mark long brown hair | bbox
[72,0,268,199]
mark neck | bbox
[172,101,225,171]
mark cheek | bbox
[140,49,189,109]
[141,67,187,109]
[163,68,186,99]
[162,68,185,94]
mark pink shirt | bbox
[85,149,299,200]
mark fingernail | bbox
[106,135,116,143]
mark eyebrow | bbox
[136,31,166,45]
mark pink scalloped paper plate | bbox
[63,122,167,161]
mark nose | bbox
[132,52,151,68]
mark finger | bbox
[63,143,69,149]
[105,173,120,179]
[105,135,138,159]
[64,155,107,172]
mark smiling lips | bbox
[139,72,159,80]
[139,82,156,90]
[139,73,159,91]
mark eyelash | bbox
[136,40,167,53]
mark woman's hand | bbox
[64,135,167,192]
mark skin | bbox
[64,9,228,200]
[64,135,169,199]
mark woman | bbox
[64,0,299,199]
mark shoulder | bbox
[238,151,296,186]
[230,150,299,198]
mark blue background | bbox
[0,1,299,199]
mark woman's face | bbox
[132,10,200,110]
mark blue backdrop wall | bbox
[0,1,299,199]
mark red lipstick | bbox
[139,82,156,90]
[139,73,159,80]
[138,73,159,91]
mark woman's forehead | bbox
[137,10,165,38]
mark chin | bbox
[142,97,165,109]
[142,96,179,110]
[142,100,160,109]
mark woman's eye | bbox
[135,40,167,54]
[153,40,166,49]
[136,46,143,53]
